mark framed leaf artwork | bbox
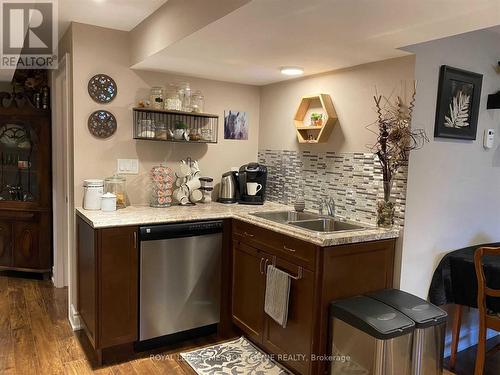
[434,65,483,140]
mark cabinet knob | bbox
[283,245,296,253]
[243,231,254,238]
[259,257,264,274]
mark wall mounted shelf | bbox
[293,94,337,144]
[133,107,218,144]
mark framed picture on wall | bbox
[224,110,248,140]
[434,65,483,140]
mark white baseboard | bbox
[68,303,81,331]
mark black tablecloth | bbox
[429,242,500,312]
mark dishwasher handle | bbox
[140,220,223,241]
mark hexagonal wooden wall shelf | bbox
[294,93,337,144]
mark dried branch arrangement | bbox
[367,82,428,226]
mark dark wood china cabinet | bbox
[0,97,52,276]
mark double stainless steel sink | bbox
[250,210,366,233]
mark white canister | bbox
[101,192,117,212]
[83,179,104,210]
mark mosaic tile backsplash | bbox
[258,150,408,226]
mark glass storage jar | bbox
[104,174,128,209]
[150,86,164,110]
[191,90,204,113]
[201,128,213,142]
[177,82,192,112]
[137,118,155,138]
[164,84,182,111]
[155,122,167,140]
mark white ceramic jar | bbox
[101,192,117,212]
[83,179,104,210]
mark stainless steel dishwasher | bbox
[139,220,222,342]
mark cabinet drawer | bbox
[233,220,317,271]
[280,236,317,271]
[233,220,283,252]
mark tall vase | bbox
[377,180,395,227]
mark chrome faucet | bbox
[319,197,335,217]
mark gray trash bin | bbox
[330,295,415,375]
[366,289,447,375]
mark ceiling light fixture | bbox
[280,66,304,76]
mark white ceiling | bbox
[132,0,500,85]
[58,0,167,37]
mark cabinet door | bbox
[13,220,40,269]
[77,217,97,347]
[0,116,51,209]
[99,226,138,348]
[263,256,315,375]
[232,241,266,342]
[0,221,12,266]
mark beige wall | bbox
[259,56,416,153]
[65,22,415,326]
[402,28,500,297]
[402,28,500,354]
[71,22,260,207]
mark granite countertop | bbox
[75,202,400,246]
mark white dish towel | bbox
[264,264,291,328]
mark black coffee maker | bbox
[238,163,267,205]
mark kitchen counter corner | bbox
[75,202,400,246]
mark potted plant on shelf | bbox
[368,82,427,227]
[310,112,323,126]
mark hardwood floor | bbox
[444,335,500,375]
[0,272,218,375]
[4,271,496,375]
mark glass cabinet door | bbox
[0,122,39,203]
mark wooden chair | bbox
[474,247,500,375]
[449,304,463,370]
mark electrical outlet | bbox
[117,159,139,174]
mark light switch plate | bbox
[117,159,139,174]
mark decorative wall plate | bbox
[88,74,117,103]
[88,110,117,139]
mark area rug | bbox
[180,336,291,374]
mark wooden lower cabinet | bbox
[77,216,138,363]
[13,220,40,269]
[232,238,315,375]
[232,242,266,342]
[0,211,51,273]
[99,226,138,348]
[263,255,315,375]
[75,214,395,372]
[231,220,396,375]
